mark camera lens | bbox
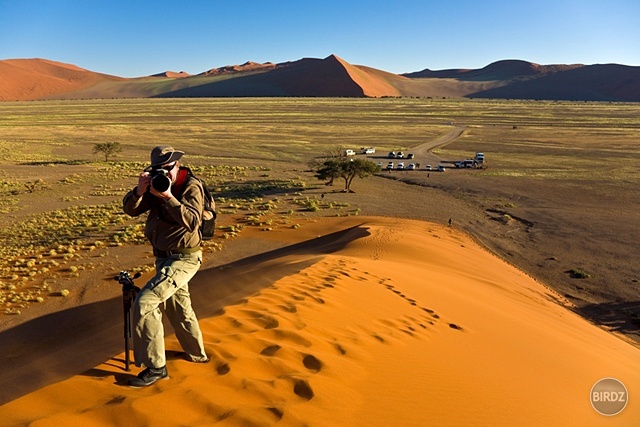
[151,174,171,192]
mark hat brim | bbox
[151,151,183,167]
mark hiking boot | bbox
[185,354,210,363]
[127,366,168,388]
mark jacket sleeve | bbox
[162,179,203,232]
[123,187,150,217]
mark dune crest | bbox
[327,54,401,97]
[0,217,638,425]
[150,71,191,78]
[3,55,639,100]
[201,61,276,76]
[0,58,121,101]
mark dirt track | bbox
[409,125,468,165]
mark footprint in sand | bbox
[266,407,284,420]
[260,344,282,356]
[302,354,322,372]
[449,323,464,331]
[333,342,347,355]
[277,304,297,313]
[216,362,231,375]
[293,379,314,400]
[241,310,280,329]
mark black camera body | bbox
[149,168,171,192]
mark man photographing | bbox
[122,146,209,388]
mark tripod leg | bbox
[125,309,131,371]
[123,292,133,371]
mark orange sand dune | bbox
[0,58,122,101]
[0,217,638,426]
[332,55,401,97]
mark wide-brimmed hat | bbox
[151,146,184,166]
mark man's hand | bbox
[150,185,173,201]
[135,172,151,196]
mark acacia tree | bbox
[308,146,349,187]
[339,158,380,192]
[313,157,380,192]
[313,158,343,187]
[93,142,122,162]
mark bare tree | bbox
[93,142,122,162]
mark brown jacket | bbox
[123,175,204,251]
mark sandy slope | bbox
[0,59,122,101]
[0,217,638,426]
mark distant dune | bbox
[200,61,276,76]
[1,55,639,101]
[0,58,122,101]
[151,71,191,78]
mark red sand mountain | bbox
[403,59,581,80]
[0,58,122,101]
[200,61,276,76]
[1,56,639,101]
[154,54,402,98]
[151,71,191,78]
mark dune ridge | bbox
[0,58,122,101]
[0,217,638,426]
[2,55,640,101]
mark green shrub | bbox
[569,268,591,279]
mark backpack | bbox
[198,179,217,240]
[173,167,217,240]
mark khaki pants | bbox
[132,251,207,368]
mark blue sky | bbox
[1,0,638,77]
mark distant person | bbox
[122,146,209,388]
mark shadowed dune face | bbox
[2,56,639,100]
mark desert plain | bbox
[0,97,638,425]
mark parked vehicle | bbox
[377,162,383,168]
[425,165,432,171]
[407,163,416,170]
[396,151,405,158]
[455,159,477,168]
[397,162,405,170]
[475,152,485,163]
[345,149,356,156]
[361,147,376,154]
[407,153,414,159]
[438,165,446,172]
[388,151,396,158]
[387,161,394,170]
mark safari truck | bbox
[361,147,376,154]
[345,149,356,156]
[455,159,476,168]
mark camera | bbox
[149,168,171,192]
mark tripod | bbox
[114,271,141,371]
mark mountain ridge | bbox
[1,55,639,101]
